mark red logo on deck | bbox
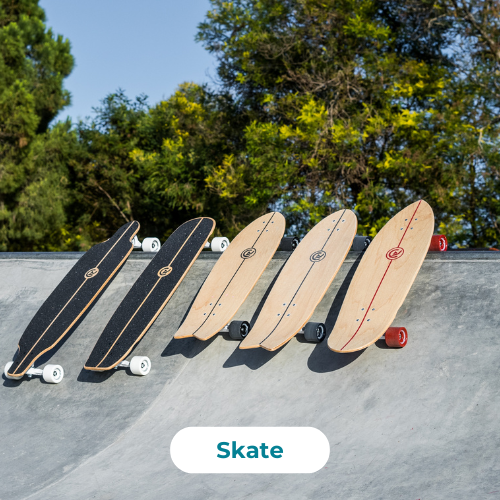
[386,247,404,260]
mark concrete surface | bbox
[0,250,499,499]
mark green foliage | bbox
[2,0,500,250]
[0,0,74,250]
[198,0,500,246]
[66,84,250,246]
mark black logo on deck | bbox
[310,250,326,263]
[241,248,257,259]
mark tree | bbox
[0,0,74,250]
[68,84,248,246]
[198,0,500,246]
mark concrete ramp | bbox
[0,251,498,499]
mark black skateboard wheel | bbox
[279,236,300,252]
[351,235,372,252]
[303,322,326,343]
[228,321,250,340]
[385,327,408,348]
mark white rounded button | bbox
[170,427,329,473]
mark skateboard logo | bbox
[85,268,99,279]
[158,266,173,277]
[386,247,404,260]
[310,250,326,263]
[241,248,256,259]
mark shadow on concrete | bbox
[375,338,393,349]
[223,344,286,370]
[2,375,26,387]
[162,334,217,360]
[307,343,365,373]
[307,252,365,373]
[77,367,116,384]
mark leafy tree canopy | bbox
[2,0,500,250]
[0,0,74,250]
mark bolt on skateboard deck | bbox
[240,209,358,351]
[5,221,140,382]
[174,212,286,342]
[84,217,215,373]
[328,200,434,353]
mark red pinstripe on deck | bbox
[340,201,422,350]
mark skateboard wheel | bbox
[142,237,161,253]
[279,236,300,252]
[211,237,230,252]
[429,234,447,252]
[303,322,326,343]
[130,356,151,376]
[42,364,64,384]
[228,321,250,340]
[385,327,408,348]
[351,235,372,252]
[4,361,21,380]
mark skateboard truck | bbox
[113,356,151,376]
[297,322,326,343]
[4,361,64,384]
[380,327,408,348]
[132,235,161,253]
[204,237,230,252]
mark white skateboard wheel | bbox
[303,322,326,343]
[142,237,161,253]
[130,356,151,376]
[4,361,21,380]
[211,237,230,252]
[42,364,64,384]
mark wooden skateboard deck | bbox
[328,200,434,353]
[174,212,286,341]
[85,217,215,371]
[7,221,140,378]
[240,209,357,351]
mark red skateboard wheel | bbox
[429,234,447,252]
[385,327,408,348]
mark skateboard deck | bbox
[328,200,434,353]
[7,221,140,378]
[174,212,286,341]
[85,217,215,371]
[240,209,357,351]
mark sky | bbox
[40,0,218,122]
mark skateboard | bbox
[328,200,434,353]
[4,221,140,383]
[240,209,358,351]
[174,212,286,342]
[84,217,215,375]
